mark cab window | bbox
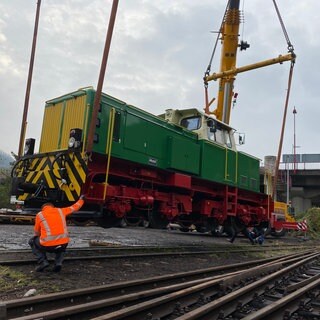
[215,126,224,144]
[180,116,201,131]
[207,119,232,148]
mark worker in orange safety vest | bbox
[28,195,85,272]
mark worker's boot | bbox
[53,251,65,272]
[29,237,50,271]
[35,259,50,272]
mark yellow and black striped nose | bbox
[14,151,87,202]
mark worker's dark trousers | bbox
[28,236,68,266]
[243,229,255,244]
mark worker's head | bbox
[41,202,54,210]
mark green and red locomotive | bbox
[11,86,269,233]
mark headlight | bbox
[68,137,75,148]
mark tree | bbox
[0,174,14,209]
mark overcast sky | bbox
[0,0,319,165]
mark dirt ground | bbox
[0,224,306,301]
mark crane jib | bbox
[205,53,295,82]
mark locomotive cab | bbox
[162,108,237,151]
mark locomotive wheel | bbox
[178,214,193,233]
[124,216,142,226]
[118,218,127,228]
[124,209,143,227]
[211,227,224,237]
[148,208,169,229]
[71,218,90,226]
[142,219,150,228]
[208,218,224,237]
[195,225,207,233]
[223,225,235,238]
[95,212,122,228]
[178,221,191,232]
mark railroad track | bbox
[0,244,313,266]
[173,252,320,320]
[1,250,317,320]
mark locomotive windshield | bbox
[180,116,201,131]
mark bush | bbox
[299,208,320,239]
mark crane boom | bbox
[208,0,240,124]
[205,0,295,125]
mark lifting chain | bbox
[203,1,230,111]
[272,0,296,199]
[272,0,294,53]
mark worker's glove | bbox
[80,194,86,200]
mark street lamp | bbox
[286,156,290,205]
[293,107,297,173]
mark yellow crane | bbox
[203,0,299,236]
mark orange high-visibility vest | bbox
[34,199,84,246]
